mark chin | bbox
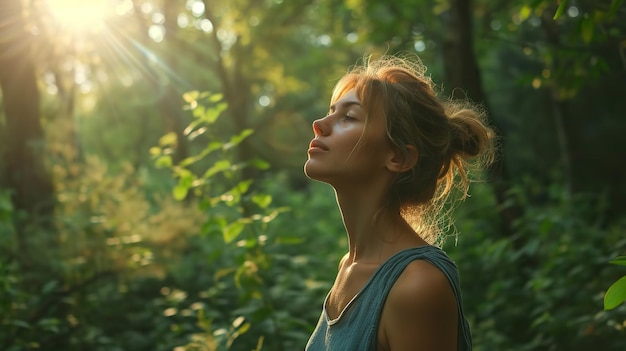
[303,164,319,180]
[304,162,330,183]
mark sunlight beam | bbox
[46,0,112,34]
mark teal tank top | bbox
[305,245,472,351]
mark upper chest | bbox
[325,262,380,321]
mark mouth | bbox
[308,139,329,151]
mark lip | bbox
[308,139,329,152]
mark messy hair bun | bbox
[336,54,496,244]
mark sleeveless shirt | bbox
[305,245,472,351]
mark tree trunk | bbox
[161,0,189,164]
[441,0,522,236]
[0,0,54,239]
[441,0,536,343]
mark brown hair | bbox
[332,55,495,244]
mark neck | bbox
[333,185,423,265]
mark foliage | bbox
[445,179,626,351]
[0,149,206,349]
[604,256,626,310]
[148,91,344,351]
[1,0,626,350]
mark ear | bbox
[386,145,418,173]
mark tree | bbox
[0,0,54,240]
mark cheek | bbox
[360,131,391,153]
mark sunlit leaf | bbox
[238,322,251,334]
[252,194,272,209]
[224,129,254,149]
[182,90,200,104]
[204,160,232,178]
[188,127,208,141]
[191,105,206,119]
[238,179,253,192]
[172,184,188,201]
[155,155,173,168]
[163,307,177,317]
[227,321,251,347]
[159,132,178,147]
[520,5,532,21]
[223,221,245,243]
[604,275,626,310]
[553,0,568,20]
[202,102,228,124]
[609,256,626,266]
[232,316,245,328]
[208,93,224,102]
[149,146,161,157]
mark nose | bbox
[312,116,329,136]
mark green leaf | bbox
[553,0,568,20]
[202,102,228,124]
[159,132,178,147]
[232,316,245,328]
[609,256,626,266]
[248,158,270,170]
[155,155,173,168]
[252,194,272,209]
[519,5,532,21]
[182,90,200,104]
[172,171,194,200]
[604,275,626,310]
[149,146,161,157]
[172,184,189,201]
[203,160,232,178]
[234,179,253,194]
[224,129,254,149]
[223,221,245,243]
[208,93,223,103]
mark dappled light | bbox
[45,0,114,34]
[0,0,625,350]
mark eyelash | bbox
[325,111,357,121]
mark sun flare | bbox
[46,0,112,34]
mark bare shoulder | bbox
[392,259,455,308]
[378,259,458,351]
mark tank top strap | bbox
[356,245,472,350]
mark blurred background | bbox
[0,0,625,350]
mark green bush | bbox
[446,180,626,350]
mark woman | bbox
[304,55,494,351]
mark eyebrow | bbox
[330,100,363,111]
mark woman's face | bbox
[304,90,394,188]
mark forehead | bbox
[331,90,361,108]
[331,74,361,104]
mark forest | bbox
[1,0,625,350]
